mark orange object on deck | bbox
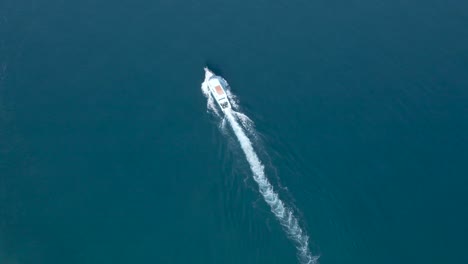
[215,85,224,95]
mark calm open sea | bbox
[1,0,467,263]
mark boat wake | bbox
[201,71,319,264]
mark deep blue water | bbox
[1,0,468,263]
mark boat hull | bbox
[204,68,231,113]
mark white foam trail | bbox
[201,70,318,263]
[225,89,240,110]
[225,110,318,264]
[233,111,253,128]
[233,111,258,141]
[219,117,228,134]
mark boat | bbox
[204,67,231,113]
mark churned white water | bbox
[201,71,318,264]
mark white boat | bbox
[204,67,231,113]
